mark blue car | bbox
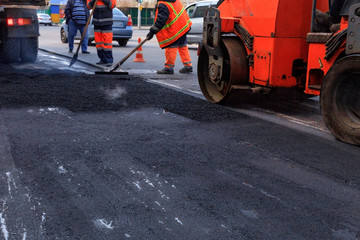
[60,8,133,46]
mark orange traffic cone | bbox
[133,38,146,62]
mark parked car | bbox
[60,8,133,46]
[185,0,218,45]
[37,13,52,26]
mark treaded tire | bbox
[118,39,128,46]
[20,37,38,63]
[320,56,360,146]
[1,37,20,63]
[61,28,68,43]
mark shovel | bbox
[95,37,149,75]
[69,0,98,67]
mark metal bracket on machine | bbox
[346,3,360,54]
[203,7,224,83]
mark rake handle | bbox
[109,37,149,72]
[74,0,98,56]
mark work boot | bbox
[314,9,340,32]
[179,66,193,73]
[157,67,174,74]
[330,23,341,33]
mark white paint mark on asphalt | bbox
[94,219,115,230]
[242,182,254,188]
[133,181,141,190]
[158,190,167,199]
[58,166,68,174]
[175,217,183,225]
[155,201,161,206]
[221,224,227,229]
[6,172,12,199]
[136,171,145,176]
[125,233,131,238]
[145,179,155,187]
[47,107,58,112]
[158,220,164,224]
[38,107,73,119]
[40,212,46,231]
[22,230,27,240]
[260,189,281,202]
[0,213,9,240]
[41,212,46,224]
[146,79,203,96]
[241,210,259,219]
[171,185,176,189]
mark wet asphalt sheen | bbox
[0,65,359,239]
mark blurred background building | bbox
[38,0,196,25]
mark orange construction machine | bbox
[198,0,360,145]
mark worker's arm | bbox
[147,3,169,39]
[64,0,72,23]
[102,0,116,9]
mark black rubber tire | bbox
[20,37,38,63]
[118,39,128,47]
[320,56,360,146]
[0,37,20,63]
[61,28,68,43]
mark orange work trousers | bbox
[164,46,192,69]
[94,25,113,63]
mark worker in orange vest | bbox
[87,0,116,66]
[146,0,192,74]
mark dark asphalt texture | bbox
[0,64,359,240]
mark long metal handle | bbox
[107,37,149,72]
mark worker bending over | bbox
[146,0,193,74]
[87,0,116,66]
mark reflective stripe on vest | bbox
[155,0,191,48]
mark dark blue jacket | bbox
[65,0,90,24]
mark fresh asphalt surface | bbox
[0,62,360,239]
[0,27,359,239]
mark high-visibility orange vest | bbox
[155,0,192,48]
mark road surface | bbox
[0,26,359,240]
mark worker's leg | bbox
[101,25,113,64]
[315,0,344,32]
[329,0,346,17]
[78,24,89,53]
[177,34,192,73]
[94,26,105,63]
[165,47,177,69]
[157,47,177,74]
[68,20,78,52]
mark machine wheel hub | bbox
[209,63,220,83]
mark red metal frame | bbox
[217,0,346,96]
